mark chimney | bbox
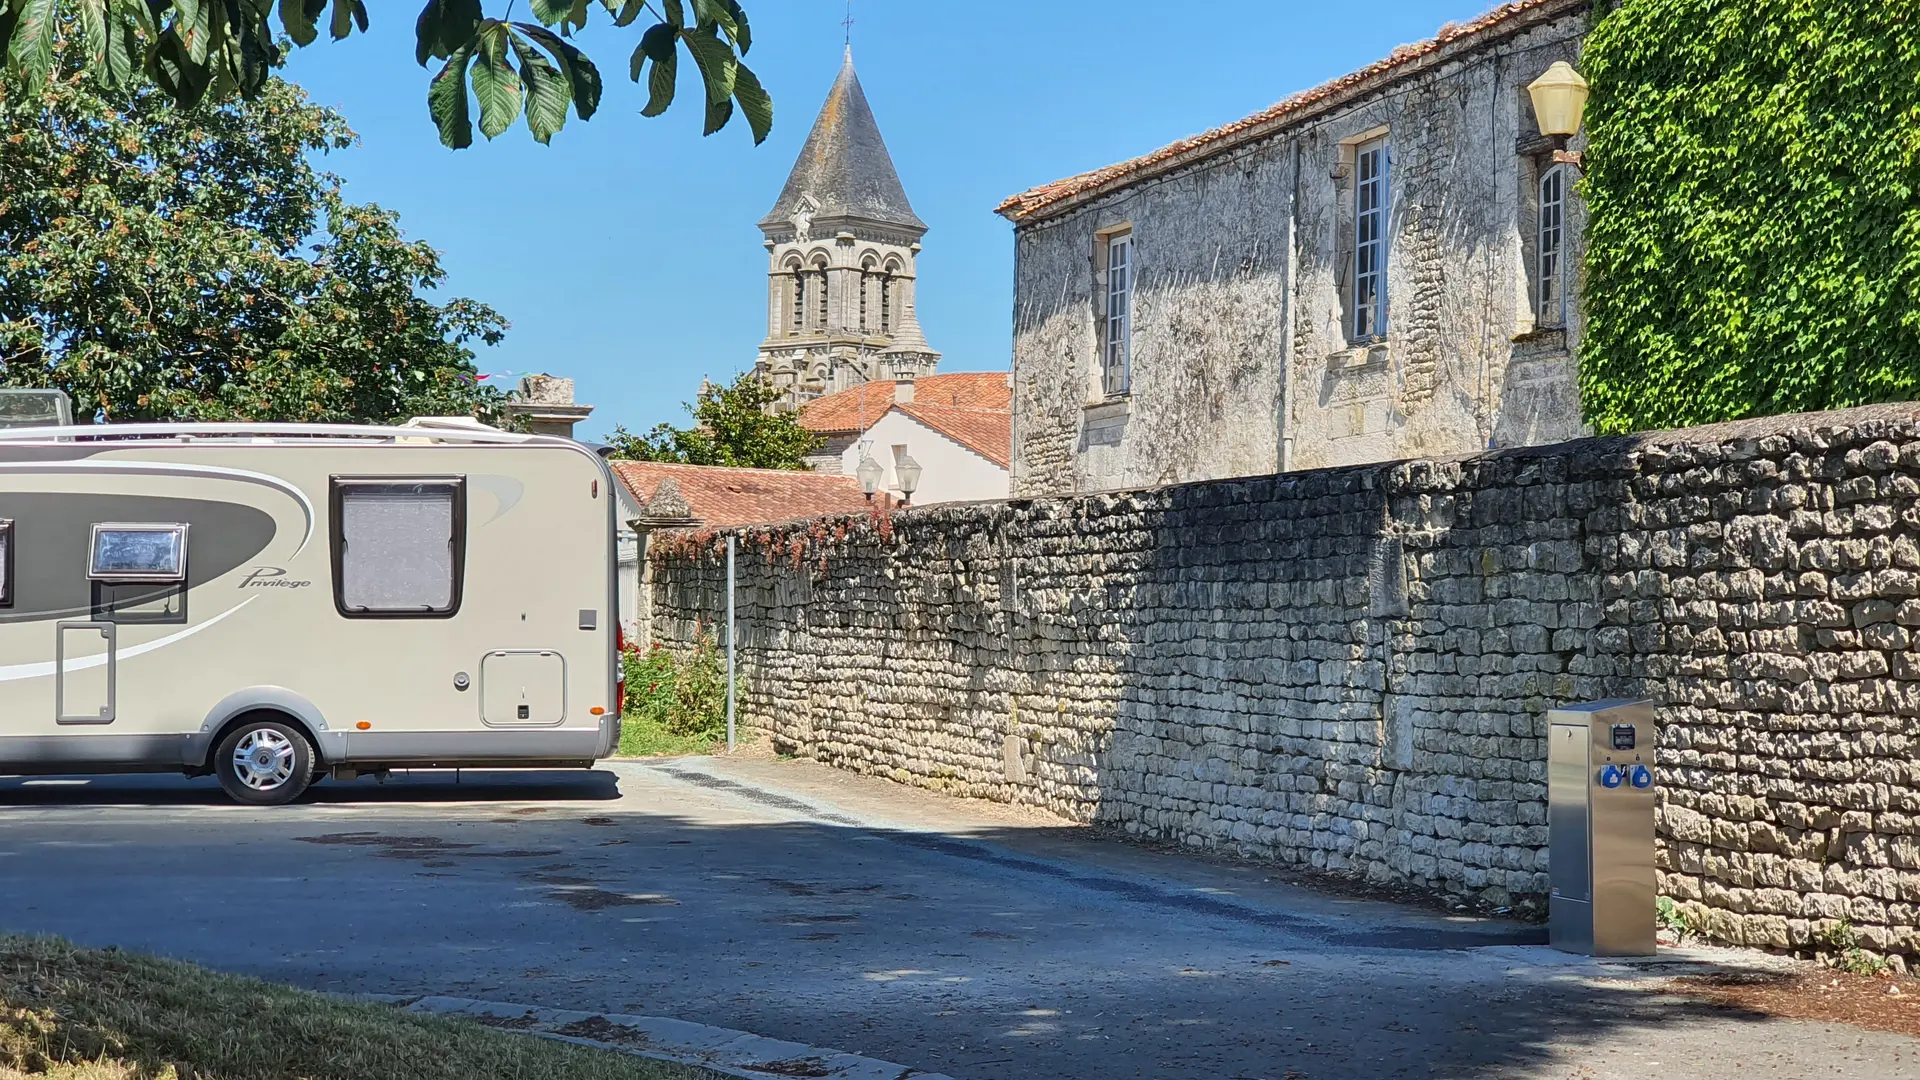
[504,374,595,439]
[893,379,915,405]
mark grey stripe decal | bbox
[0,462,314,555]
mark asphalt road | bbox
[2,757,1917,1080]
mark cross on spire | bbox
[842,0,854,49]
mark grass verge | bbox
[615,715,719,758]
[0,935,721,1080]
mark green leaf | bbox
[724,0,749,53]
[147,28,213,107]
[690,0,735,40]
[7,0,60,94]
[428,43,476,148]
[414,0,480,64]
[634,20,676,113]
[662,0,683,28]
[732,59,770,144]
[233,10,277,96]
[278,0,322,46]
[102,8,141,87]
[468,25,523,140]
[507,28,570,143]
[79,0,109,71]
[0,3,20,69]
[606,0,645,27]
[515,22,600,121]
[680,26,735,134]
[528,0,573,27]
[638,50,674,116]
[703,93,731,136]
[328,0,366,41]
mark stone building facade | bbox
[650,402,1920,964]
[997,0,1591,496]
[754,51,940,411]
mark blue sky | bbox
[282,1,1506,439]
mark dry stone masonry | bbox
[649,403,1920,964]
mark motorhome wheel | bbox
[214,720,314,805]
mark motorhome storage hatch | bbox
[0,421,623,804]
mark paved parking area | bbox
[2,758,1917,1079]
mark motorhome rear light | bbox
[590,706,606,715]
[615,625,627,715]
[356,721,371,730]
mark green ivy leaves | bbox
[0,0,769,149]
[1581,0,1920,433]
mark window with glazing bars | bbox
[1104,233,1133,396]
[1538,164,1567,327]
[1352,140,1389,340]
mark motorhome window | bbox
[332,479,465,617]
[0,519,12,606]
[89,524,188,582]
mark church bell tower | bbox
[754,50,939,411]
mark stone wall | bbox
[651,404,1920,964]
[1007,0,1591,497]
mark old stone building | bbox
[754,50,940,411]
[998,0,1591,496]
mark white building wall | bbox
[836,409,1009,505]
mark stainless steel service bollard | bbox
[1548,698,1658,957]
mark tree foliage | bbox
[607,371,819,470]
[0,29,510,423]
[1580,1,1920,433]
[0,0,770,149]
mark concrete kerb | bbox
[363,994,952,1080]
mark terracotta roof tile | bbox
[896,403,1012,468]
[609,461,876,528]
[995,0,1582,223]
[798,372,1012,434]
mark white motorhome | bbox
[0,419,623,804]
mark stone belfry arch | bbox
[754,49,939,411]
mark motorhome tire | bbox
[214,719,314,805]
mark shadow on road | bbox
[0,775,1880,1080]
[0,768,623,807]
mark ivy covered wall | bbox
[1580,2,1920,434]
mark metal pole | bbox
[725,534,736,753]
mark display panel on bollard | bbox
[1548,698,1657,956]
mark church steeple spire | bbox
[751,52,939,414]
[757,53,925,234]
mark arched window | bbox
[879,274,892,334]
[859,258,876,332]
[790,271,805,335]
[812,260,830,330]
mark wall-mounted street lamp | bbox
[894,453,923,507]
[856,454,884,501]
[1528,60,1590,167]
